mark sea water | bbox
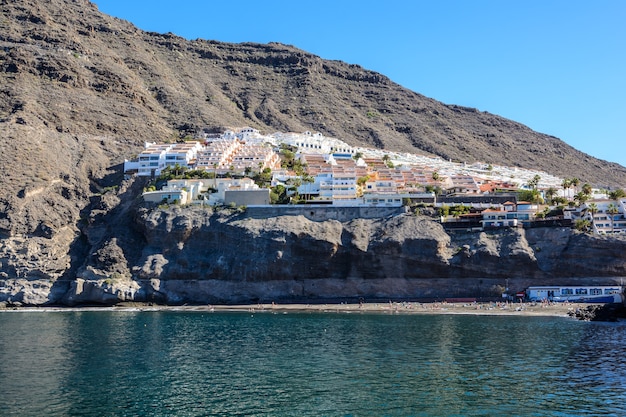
[0,310,625,416]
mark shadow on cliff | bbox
[48,164,149,305]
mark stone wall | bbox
[244,205,407,222]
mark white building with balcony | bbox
[582,199,626,235]
[481,208,518,228]
[162,142,203,171]
[127,142,203,177]
[136,143,172,177]
[196,138,243,173]
[318,171,358,201]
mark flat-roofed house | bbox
[481,208,518,228]
[516,201,539,221]
[137,143,172,177]
[142,179,206,205]
[163,142,203,171]
[142,188,189,205]
[446,175,480,196]
[206,178,269,206]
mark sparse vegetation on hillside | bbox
[1,0,626,269]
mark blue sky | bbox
[94,0,626,168]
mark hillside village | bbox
[124,127,626,236]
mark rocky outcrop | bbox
[568,303,626,321]
[133,207,626,282]
[134,208,454,282]
[1,202,625,306]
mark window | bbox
[590,289,602,295]
[561,288,573,295]
[575,288,588,295]
[604,288,620,294]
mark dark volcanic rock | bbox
[1,0,626,305]
[568,303,626,322]
[133,208,626,283]
[2,202,626,305]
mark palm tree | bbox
[173,163,182,177]
[301,174,315,201]
[574,219,592,233]
[607,203,619,232]
[561,178,572,200]
[570,178,580,195]
[212,162,218,188]
[545,187,558,205]
[582,183,592,196]
[609,189,626,200]
[587,202,598,228]
[574,191,589,206]
[288,177,302,203]
[527,174,541,190]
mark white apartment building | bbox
[270,131,356,156]
[134,143,172,177]
[582,199,626,235]
[319,171,358,201]
[364,179,397,194]
[481,208,519,228]
[230,143,281,174]
[196,138,243,173]
[142,179,206,205]
[446,175,481,196]
[127,142,203,177]
[163,142,203,170]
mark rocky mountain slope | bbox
[1,0,625,305]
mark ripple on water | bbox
[0,311,625,416]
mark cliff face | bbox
[133,207,626,283]
[1,0,626,305]
[2,197,625,306]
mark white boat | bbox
[526,285,623,303]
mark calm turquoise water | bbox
[0,311,625,416]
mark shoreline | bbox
[0,301,589,317]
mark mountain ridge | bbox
[2,0,625,191]
[1,0,626,306]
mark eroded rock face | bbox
[121,207,626,304]
[134,208,626,282]
[1,204,626,306]
[133,208,455,283]
[2,0,626,306]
